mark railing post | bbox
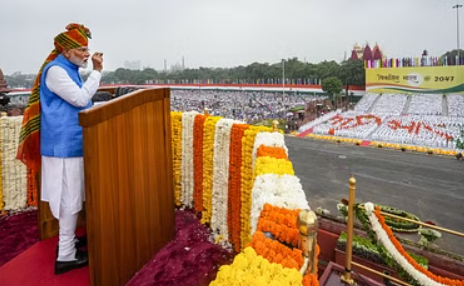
[341,175,356,284]
[272,120,279,132]
[297,209,319,274]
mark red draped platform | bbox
[0,235,89,286]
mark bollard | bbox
[297,209,318,274]
[341,175,356,285]
[272,120,279,132]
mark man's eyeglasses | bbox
[75,47,90,53]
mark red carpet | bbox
[360,140,371,147]
[0,210,232,286]
[0,235,89,286]
[297,128,314,138]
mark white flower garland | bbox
[210,119,235,239]
[250,174,309,235]
[1,116,27,211]
[181,111,198,208]
[364,203,446,286]
[251,132,288,170]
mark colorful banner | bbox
[366,66,464,94]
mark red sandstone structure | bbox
[350,43,386,61]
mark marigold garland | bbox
[193,114,206,213]
[201,116,221,224]
[211,118,235,239]
[303,273,319,286]
[373,207,464,286]
[210,246,304,286]
[257,145,289,160]
[260,204,301,226]
[240,126,273,248]
[1,116,27,211]
[228,123,249,251]
[253,156,295,180]
[252,132,287,169]
[181,112,198,208]
[257,204,300,247]
[171,112,183,206]
[248,231,304,270]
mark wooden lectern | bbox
[78,87,175,286]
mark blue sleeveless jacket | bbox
[40,54,92,157]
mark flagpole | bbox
[282,59,285,99]
[453,4,463,62]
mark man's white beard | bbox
[69,55,88,69]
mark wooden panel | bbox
[80,88,174,286]
[79,88,167,128]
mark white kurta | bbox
[41,66,101,219]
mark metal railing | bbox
[340,175,464,285]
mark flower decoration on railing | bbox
[248,231,304,270]
[201,116,222,224]
[193,114,206,213]
[257,204,300,247]
[252,132,287,169]
[210,247,304,286]
[257,145,289,160]
[172,111,318,286]
[364,202,464,286]
[0,116,28,211]
[181,111,198,208]
[228,123,249,251]
[240,126,273,247]
[171,112,183,206]
[211,118,236,242]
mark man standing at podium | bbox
[17,23,103,274]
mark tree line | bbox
[4,58,365,91]
[101,58,365,87]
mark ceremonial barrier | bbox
[341,176,464,286]
[79,88,174,286]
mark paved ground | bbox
[286,136,464,256]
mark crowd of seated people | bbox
[371,93,408,115]
[371,115,464,149]
[300,92,464,150]
[407,94,442,116]
[170,89,327,122]
[447,94,464,117]
[312,111,387,139]
[353,93,378,113]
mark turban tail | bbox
[17,23,91,171]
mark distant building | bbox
[170,62,184,72]
[124,60,142,70]
[350,43,386,61]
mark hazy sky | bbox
[1,0,463,75]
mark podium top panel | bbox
[79,87,170,128]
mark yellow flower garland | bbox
[201,116,222,224]
[171,112,183,207]
[240,126,272,248]
[253,156,294,180]
[210,247,303,286]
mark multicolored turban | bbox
[54,23,91,52]
[17,23,92,171]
